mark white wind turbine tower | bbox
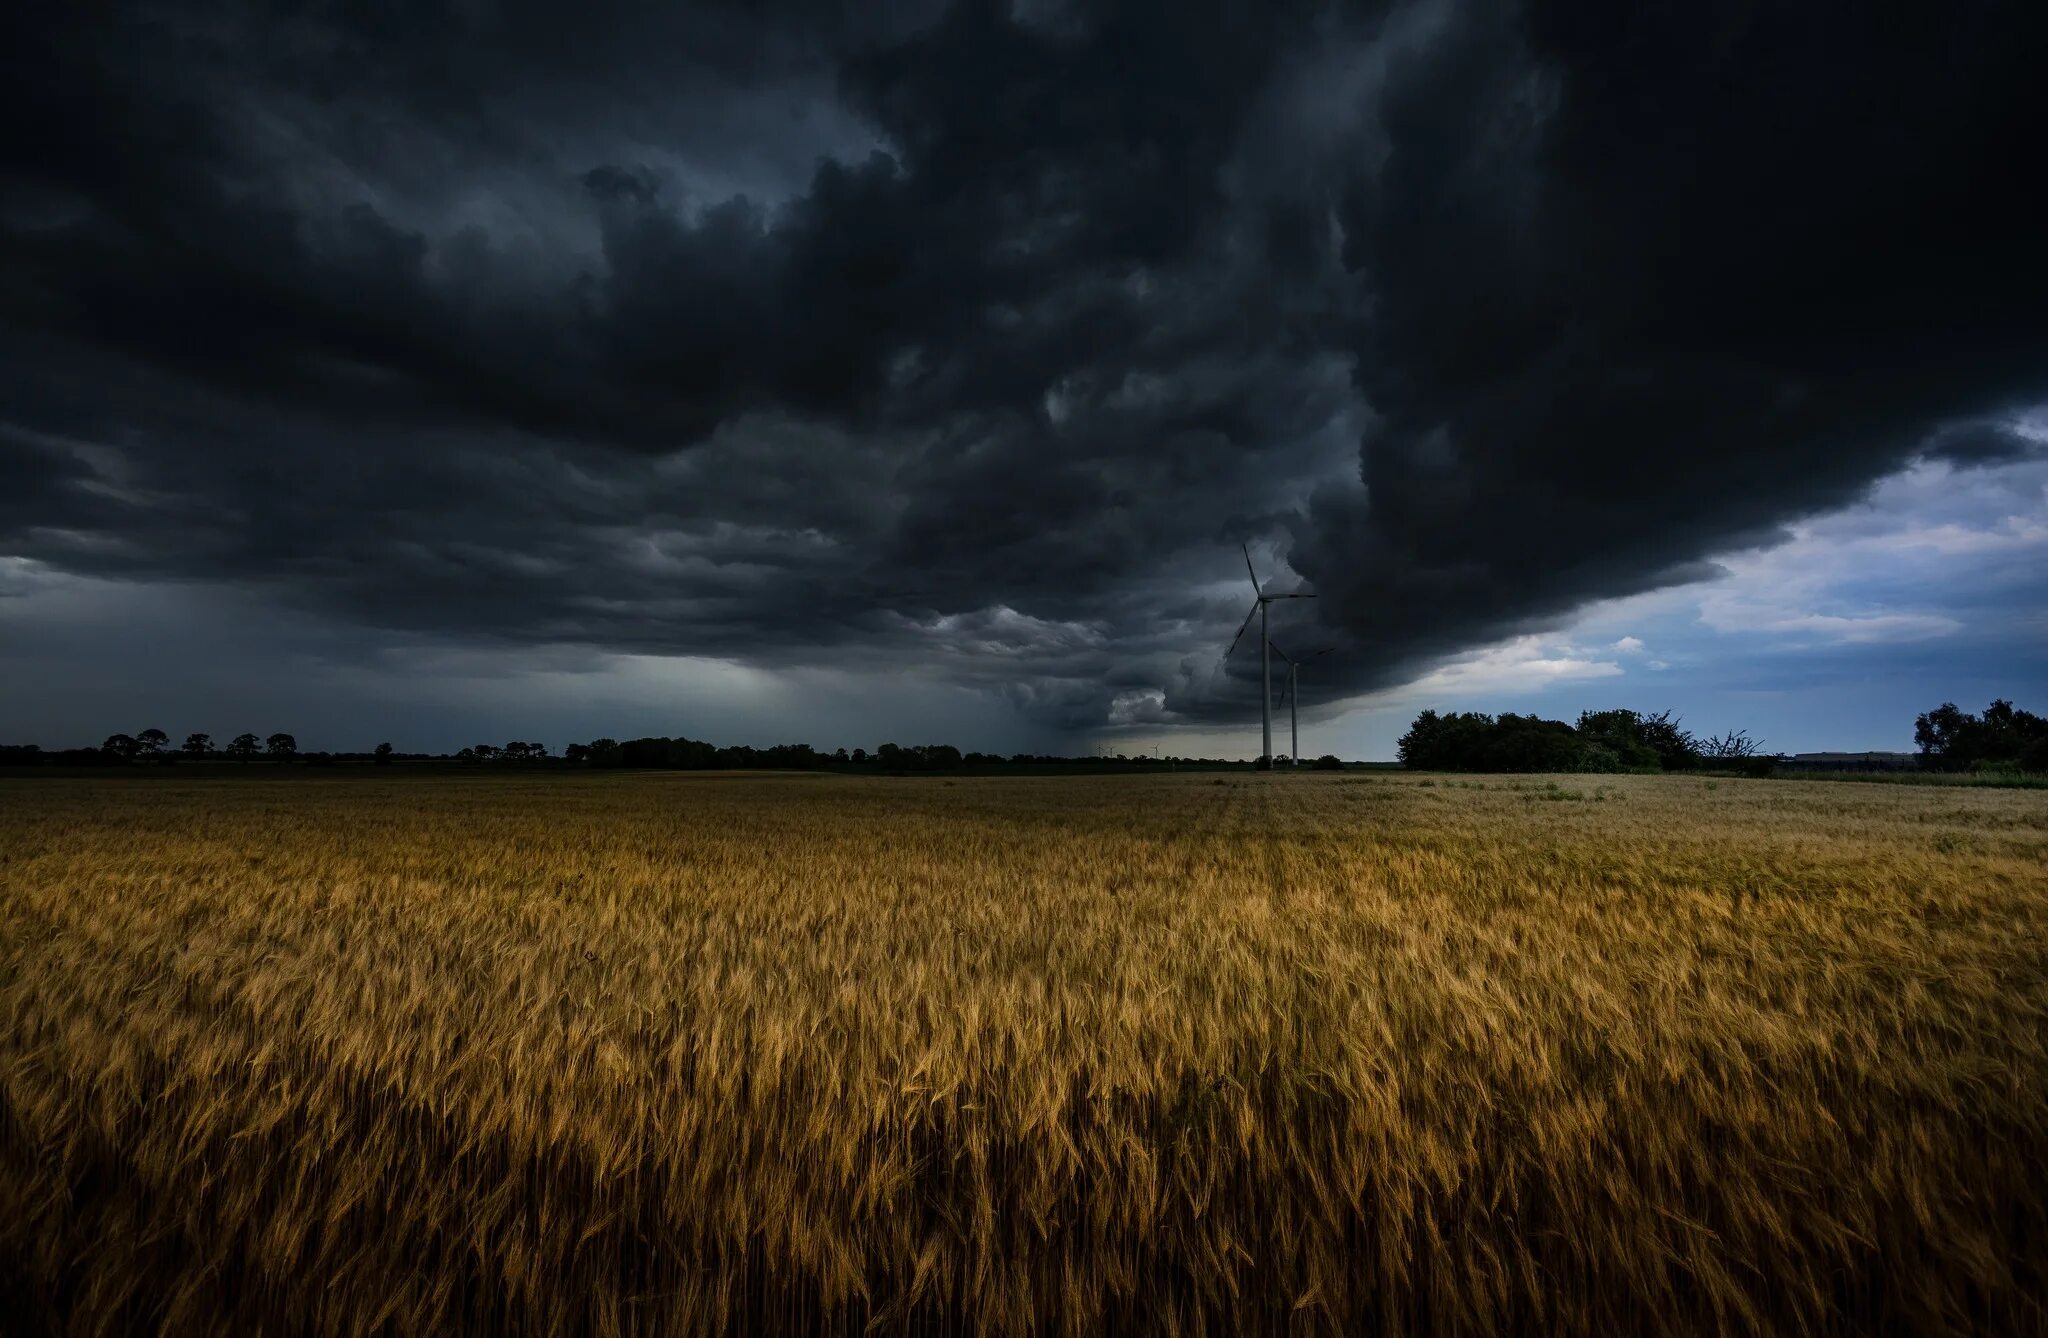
[1225,545,1315,769]
[1268,641,1333,766]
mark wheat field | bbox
[2,771,2044,1334]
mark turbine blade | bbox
[1224,600,1259,658]
[1267,638,1293,664]
[1308,646,1335,660]
[1242,543,1261,594]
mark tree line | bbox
[6,701,2037,776]
[1913,699,2047,772]
[0,731,1308,772]
[0,730,399,767]
[1396,707,1769,775]
[550,739,1335,771]
[1396,697,2044,775]
[560,739,961,770]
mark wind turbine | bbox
[1268,641,1333,766]
[1225,545,1315,769]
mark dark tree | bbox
[1312,754,1344,770]
[227,733,260,762]
[1396,711,1489,770]
[1637,711,1699,771]
[183,732,212,757]
[265,732,298,762]
[1699,730,1764,761]
[1916,699,2046,770]
[1486,715,1583,772]
[102,733,138,760]
[1914,702,1967,761]
[136,728,169,758]
[619,738,672,768]
[674,738,721,767]
[373,742,395,765]
[564,743,589,764]
[1573,710,1664,770]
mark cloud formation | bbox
[3,0,2044,737]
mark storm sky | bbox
[4,0,2044,757]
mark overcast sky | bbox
[4,0,2043,758]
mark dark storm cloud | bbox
[2,0,2044,734]
[1286,0,2048,694]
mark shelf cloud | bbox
[3,0,2043,740]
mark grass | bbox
[2,771,2045,1334]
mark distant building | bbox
[1777,751,1919,772]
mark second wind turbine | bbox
[1225,545,1315,769]
[1270,640,1335,766]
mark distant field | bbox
[3,772,2045,1334]
[1771,766,2048,788]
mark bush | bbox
[1571,743,1625,773]
[1312,755,1343,771]
[1574,711,1666,770]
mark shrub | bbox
[1570,742,1625,773]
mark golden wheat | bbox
[2,771,2044,1334]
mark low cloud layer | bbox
[4,0,2043,739]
